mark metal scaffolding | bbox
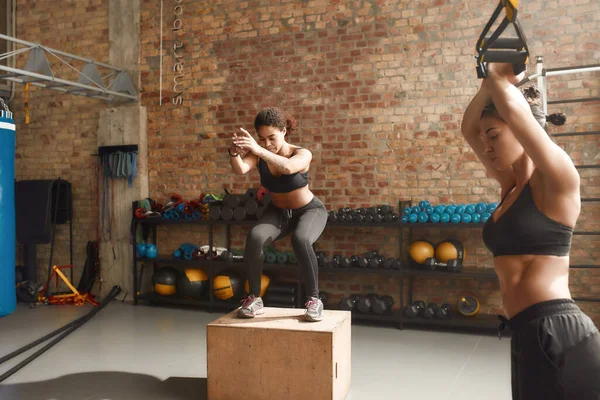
[0,34,137,103]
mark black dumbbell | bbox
[339,294,360,311]
[328,211,337,222]
[435,303,453,319]
[340,257,352,268]
[364,214,374,223]
[368,255,383,268]
[352,214,363,223]
[372,295,394,315]
[382,258,398,269]
[384,212,399,222]
[424,257,461,271]
[357,257,369,268]
[350,255,359,267]
[364,250,377,259]
[330,255,342,268]
[356,294,377,314]
[423,303,438,319]
[405,300,426,318]
[316,252,329,268]
[373,214,384,223]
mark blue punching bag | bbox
[0,108,16,317]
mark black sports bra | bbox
[257,149,309,194]
[482,182,573,257]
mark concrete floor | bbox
[0,302,512,400]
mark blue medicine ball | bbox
[472,213,481,224]
[451,214,461,224]
[446,205,457,215]
[409,213,418,223]
[465,204,476,215]
[424,205,434,215]
[401,214,409,223]
[455,205,465,215]
[419,200,430,210]
[434,205,445,215]
[481,212,491,223]
[475,202,487,214]
[429,213,440,223]
[440,213,450,223]
[418,212,429,223]
[462,213,472,224]
[487,203,498,214]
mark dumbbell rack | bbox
[323,212,502,334]
[132,202,507,335]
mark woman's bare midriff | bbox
[495,254,572,318]
[269,185,314,209]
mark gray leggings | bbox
[244,196,328,299]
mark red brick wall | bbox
[12,0,109,284]
[12,1,599,325]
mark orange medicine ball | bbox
[435,239,465,264]
[408,241,435,264]
[244,274,270,297]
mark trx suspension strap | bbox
[475,0,530,79]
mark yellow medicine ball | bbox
[244,274,270,297]
[213,272,243,300]
[408,240,435,265]
[435,239,465,264]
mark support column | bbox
[96,0,147,298]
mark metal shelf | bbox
[326,221,399,228]
[401,266,498,280]
[138,256,298,271]
[401,222,485,229]
[135,218,211,226]
[320,266,403,276]
[138,292,212,308]
[402,313,501,334]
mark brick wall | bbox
[12,0,109,285]
[11,0,598,324]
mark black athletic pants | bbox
[244,196,327,299]
[499,299,600,399]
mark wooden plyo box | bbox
[207,307,351,400]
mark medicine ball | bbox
[244,274,271,297]
[213,271,243,300]
[178,268,209,299]
[435,239,465,265]
[153,267,179,296]
[408,240,435,265]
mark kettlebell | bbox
[136,243,147,258]
[145,243,158,259]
